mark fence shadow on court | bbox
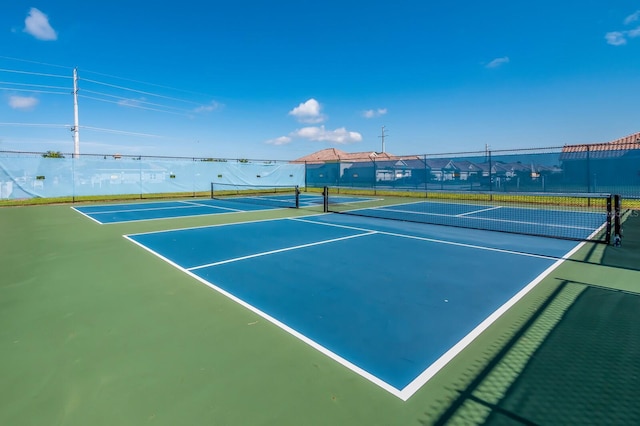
[599,211,640,271]
[424,276,640,425]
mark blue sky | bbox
[1,1,639,160]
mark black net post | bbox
[295,186,300,209]
[606,195,612,245]
[614,194,622,246]
[210,182,214,199]
[322,186,329,212]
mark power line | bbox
[0,61,217,112]
[0,68,70,79]
[81,126,164,138]
[0,123,165,143]
[81,68,214,99]
[80,89,195,113]
[0,56,217,103]
[0,81,71,91]
[0,87,69,96]
[81,77,204,105]
[0,122,69,128]
[0,56,73,71]
[77,94,192,116]
[0,57,223,154]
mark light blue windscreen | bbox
[0,153,304,200]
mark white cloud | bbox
[193,101,221,113]
[9,95,38,110]
[362,108,388,119]
[288,98,326,123]
[606,10,640,46]
[291,126,362,144]
[23,8,57,41]
[605,31,627,45]
[266,136,292,146]
[118,98,144,108]
[628,26,640,38]
[624,10,640,25]
[485,56,510,69]
[270,100,362,146]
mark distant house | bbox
[451,160,483,180]
[294,131,640,191]
[424,159,459,181]
[294,148,408,185]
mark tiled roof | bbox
[293,149,405,164]
[294,131,640,163]
[562,132,640,154]
[291,148,348,163]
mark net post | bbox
[606,195,612,245]
[210,182,214,199]
[614,194,622,246]
[295,185,300,209]
[323,186,329,213]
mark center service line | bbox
[187,231,377,271]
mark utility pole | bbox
[72,67,80,158]
[378,126,388,153]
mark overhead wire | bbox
[80,67,213,99]
[0,81,71,91]
[0,57,220,144]
[80,88,195,113]
[0,68,71,79]
[80,77,204,105]
[0,87,69,96]
[77,94,192,116]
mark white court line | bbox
[124,216,606,401]
[361,206,599,231]
[127,216,292,236]
[187,231,377,271]
[298,214,609,400]
[397,235,595,400]
[82,203,208,215]
[179,200,244,212]
[73,200,275,225]
[71,206,104,224]
[289,217,557,260]
[456,205,503,217]
[80,208,258,225]
[123,232,405,399]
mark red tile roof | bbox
[292,149,415,164]
[562,131,640,153]
[293,132,640,163]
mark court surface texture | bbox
[125,212,583,400]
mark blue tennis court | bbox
[73,193,369,224]
[125,213,584,400]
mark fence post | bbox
[304,161,307,191]
[586,144,591,193]
[373,158,377,195]
[72,155,76,203]
[424,154,428,197]
[488,150,493,200]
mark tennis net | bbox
[323,187,613,243]
[211,183,300,209]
